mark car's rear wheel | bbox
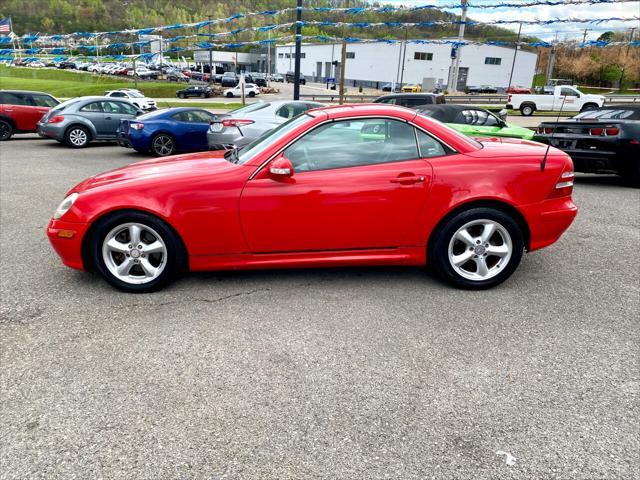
[430,208,524,289]
[151,134,176,157]
[520,104,535,116]
[91,211,185,293]
[65,126,90,148]
[0,119,14,141]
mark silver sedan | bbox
[207,100,323,150]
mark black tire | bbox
[151,133,176,157]
[429,207,524,289]
[200,93,206,98]
[64,125,90,148]
[226,92,234,98]
[520,104,535,116]
[178,93,185,99]
[580,103,598,112]
[0,119,14,141]
[248,91,256,98]
[90,211,185,293]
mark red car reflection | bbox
[48,104,577,292]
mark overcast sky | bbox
[380,0,640,40]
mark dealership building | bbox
[275,41,537,90]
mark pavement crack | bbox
[190,287,271,305]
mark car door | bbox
[101,101,137,137]
[558,87,581,111]
[181,110,215,150]
[239,117,437,253]
[78,101,107,135]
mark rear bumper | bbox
[47,219,90,271]
[37,122,64,140]
[521,197,578,251]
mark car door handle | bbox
[105,116,112,120]
[390,175,426,185]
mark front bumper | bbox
[521,197,578,251]
[47,218,90,270]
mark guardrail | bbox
[299,93,640,105]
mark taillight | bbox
[222,119,255,127]
[537,126,553,134]
[507,94,512,102]
[130,123,144,130]
[605,128,619,136]
[48,115,64,123]
[548,169,574,198]
[589,127,619,136]
[589,128,603,136]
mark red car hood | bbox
[70,151,234,193]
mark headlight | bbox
[53,192,79,219]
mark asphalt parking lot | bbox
[1,135,638,479]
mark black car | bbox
[176,86,213,99]
[285,71,306,85]
[221,73,238,87]
[467,85,499,94]
[534,105,640,184]
[57,61,77,70]
[373,93,446,108]
[253,76,267,87]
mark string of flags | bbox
[1,34,638,62]
[0,0,638,44]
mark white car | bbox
[224,83,261,98]
[104,89,157,111]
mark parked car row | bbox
[2,88,637,184]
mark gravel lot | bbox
[1,135,638,480]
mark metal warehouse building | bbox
[275,41,537,90]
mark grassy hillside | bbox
[0,65,185,97]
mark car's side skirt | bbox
[189,246,426,271]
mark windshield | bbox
[235,114,311,165]
[574,108,639,120]
[127,91,144,98]
[229,102,271,114]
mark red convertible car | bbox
[47,104,577,292]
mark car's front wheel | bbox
[430,208,524,289]
[91,211,185,293]
[65,126,90,148]
[0,119,14,141]
[151,133,176,157]
[226,92,234,98]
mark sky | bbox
[380,0,640,40]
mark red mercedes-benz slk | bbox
[47,104,577,293]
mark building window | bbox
[414,52,433,61]
[299,52,306,59]
[285,53,290,59]
[278,53,284,58]
[485,57,502,65]
[346,52,355,59]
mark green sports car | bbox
[415,104,534,140]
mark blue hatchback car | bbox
[117,107,216,156]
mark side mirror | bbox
[497,109,508,122]
[269,155,294,178]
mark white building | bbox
[275,42,537,90]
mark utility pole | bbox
[447,0,468,93]
[619,27,636,92]
[546,31,558,85]
[267,30,271,86]
[293,0,303,100]
[208,15,213,84]
[339,0,349,104]
[399,27,408,88]
[507,22,522,89]
[582,28,589,45]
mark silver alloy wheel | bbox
[522,106,533,116]
[153,135,174,156]
[69,128,88,146]
[448,219,513,282]
[102,222,167,285]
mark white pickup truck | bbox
[507,85,605,116]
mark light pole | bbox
[507,22,522,89]
[448,0,468,93]
[208,15,213,84]
[293,0,303,100]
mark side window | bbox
[277,103,308,119]
[377,97,395,105]
[188,110,214,123]
[101,101,128,114]
[171,112,188,122]
[118,102,138,115]
[32,95,58,108]
[405,98,429,107]
[81,102,103,113]
[415,130,447,158]
[560,87,577,97]
[283,118,419,173]
[0,93,22,105]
